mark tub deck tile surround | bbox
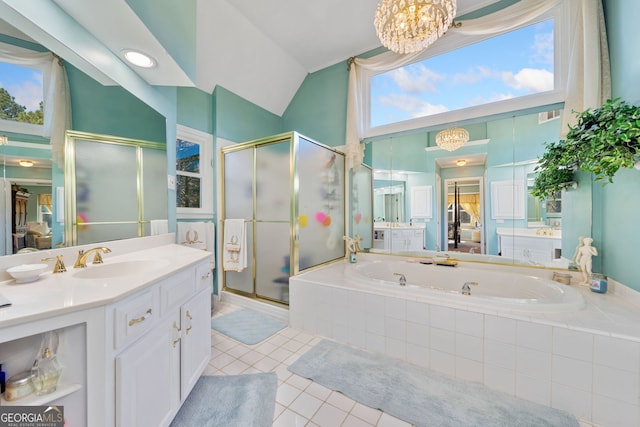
[289,254,640,427]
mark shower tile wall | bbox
[290,279,640,427]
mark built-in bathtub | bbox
[289,253,640,427]
[346,259,584,313]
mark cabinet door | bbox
[116,314,181,427]
[180,288,212,400]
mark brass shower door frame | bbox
[64,130,166,246]
[220,131,346,305]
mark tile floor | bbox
[205,301,413,427]
[205,301,595,427]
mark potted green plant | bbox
[531,140,577,200]
[566,98,640,181]
[532,98,640,199]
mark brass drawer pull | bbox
[172,321,181,347]
[185,310,193,334]
[201,271,211,280]
[128,308,152,326]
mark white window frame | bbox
[176,124,213,219]
[362,3,568,139]
[0,42,49,136]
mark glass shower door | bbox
[255,141,291,302]
[74,140,138,244]
[223,148,254,295]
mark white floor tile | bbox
[311,402,348,426]
[350,402,382,425]
[377,412,413,427]
[273,408,309,427]
[276,382,303,407]
[289,392,323,419]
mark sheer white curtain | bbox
[344,0,611,169]
[0,46,71,167]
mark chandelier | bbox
[374,0,457,54]
[435,127,469,151]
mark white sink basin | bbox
[73,260,166,279]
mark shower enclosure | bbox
[220,132,345,305]
[64,131,167,246]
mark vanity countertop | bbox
[0,244,212,328]
[496,227,562,239]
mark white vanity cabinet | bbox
[498,230,562,264]
[114,261,212,427]
[0,240,212,427]
[374,226,425,251]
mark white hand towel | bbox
[150,219,169,235]
[223,219,247,272]
[177,221,215,254]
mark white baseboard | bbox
[220,291,289,323]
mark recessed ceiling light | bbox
[456,159,467,166]
[19,160,34,167]
[122,49,156,68]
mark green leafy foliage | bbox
[0,87,44,125]
[533,98,640,199]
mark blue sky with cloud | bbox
[370,19,554,127]
[0,61,43,112]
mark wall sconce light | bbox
[0,135,8,145]
[19,160,34,167]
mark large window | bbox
[0,44,47,135]
[364,4,566,138]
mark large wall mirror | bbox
[0,19,169,256]
[362,109,593,269]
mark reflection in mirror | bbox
[446,178,483,254]
[361,110,592,269]
[350,165,373,250]
[0,140,53,255]
[1,20,169,256]
[64,131,167,247]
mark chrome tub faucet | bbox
[394,273,407,286]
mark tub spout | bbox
[394,273,406,286]
[461,281,478,295]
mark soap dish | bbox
[7,263,48,283]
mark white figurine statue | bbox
[343,235,363,260]
[575,237,598,285]
[343,236,356,259]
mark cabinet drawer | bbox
[114,289,158,350]
[160,268,195,316]
[195,261,212,293]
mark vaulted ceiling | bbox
[0,0,502,116]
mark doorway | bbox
[444,177,484,254]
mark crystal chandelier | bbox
[435,127,469,151]
[374,0,457,54]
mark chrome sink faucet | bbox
[394,273,406,286]
[74,247,112,268]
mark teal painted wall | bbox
[214,86,282,143]
[282,61,348,147]
[126,0,197,82]
[599,0,640,290]
[67,65,166,142]
[177,87,213,134]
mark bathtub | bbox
[345,258,585,313]
[289,253,640,427]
